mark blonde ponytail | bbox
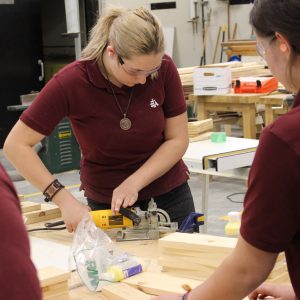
[81,6,164,62]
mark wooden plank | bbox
[38,267,71,288]
[159,253,227,269]
[44,293,69,300]
[161,266,209,280]
[123,272,201,295]
[24,203,61,224]
[101,283,152,300]
[21,201,41,213]
[189,132,211,143]
[268,272,290,284]
[188,119,213,136]
[158,257,215,275]
[159,233,237,253]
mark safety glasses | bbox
[118,56,161,76]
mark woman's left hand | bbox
[111,179,139,213]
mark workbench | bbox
[260,93,293,124]
[189,93,284,139]
[183,137,259,233]
[28,216,290,299]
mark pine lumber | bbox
[101,283,152,300]
[24,203,61,224]
[161,267,209,281]
[188,119,213,136]
[38,267,70,300]
[38,267,71,288]
[159,257,216,275]
[159,233,237,253]
[21,201,41,213]
[123,272,201,295]
[268,260,288,279]
[159,252,227,269]
[268,271,290,284]
[189,132,211,142]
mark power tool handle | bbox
[119,207,141,225]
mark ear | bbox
[106,45,117,58]
[275,32,290,53]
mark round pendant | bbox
[120,117,131,130]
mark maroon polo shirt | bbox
[241,93,300,298]
[0,164,41,299]
[20,54,189,203]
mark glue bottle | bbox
[99,257,145,282]
[225,211,241,237]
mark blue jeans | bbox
[87,182,195,227]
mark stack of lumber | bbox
[221,40,257,58]
[178,62,271,101]
[21,201,61,224]
[158,233,287,281]
[158,233,237,280]
[187,119,213,142]
[177,66,198,100]
[38,267,70,300]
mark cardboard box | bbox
[193,67,232,95]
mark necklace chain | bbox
[101,56,134,130]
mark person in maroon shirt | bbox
[0,163,42,300]
[153,1,300,300]
[3,7,195,233]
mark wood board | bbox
[159,233,237,253]
[101,283,152,300]
[123,272,201,296]
[24,203,61,224]
[21,201,41,213]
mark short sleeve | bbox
[241,130,300,253]
[161,56,186,118]
[20,77,69,136]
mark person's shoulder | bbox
[50,59,98,89]
[161,54,176,68]
[53,60,87,78]
[160,54,178,77]
[263,104,300,152]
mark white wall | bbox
[100,0,254,67]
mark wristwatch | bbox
[43,179,65,202]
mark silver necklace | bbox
[102,58,134,130]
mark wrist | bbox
[43,179,65,202]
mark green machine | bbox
[38,118,81,174]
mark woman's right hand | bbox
[53,189,91,232]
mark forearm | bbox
[125,137,188,191]
[4,142,80,208]
[188,238,277,300]
[188,256,264,300]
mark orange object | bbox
[234,77,278,94]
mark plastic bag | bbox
[71,215,143,291]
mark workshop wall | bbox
[99,0,254,67]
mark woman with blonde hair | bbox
[4,6,195,232]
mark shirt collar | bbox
[85,59,134,94]
[85,59,108,89]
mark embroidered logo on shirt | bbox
[150,98,159,108]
